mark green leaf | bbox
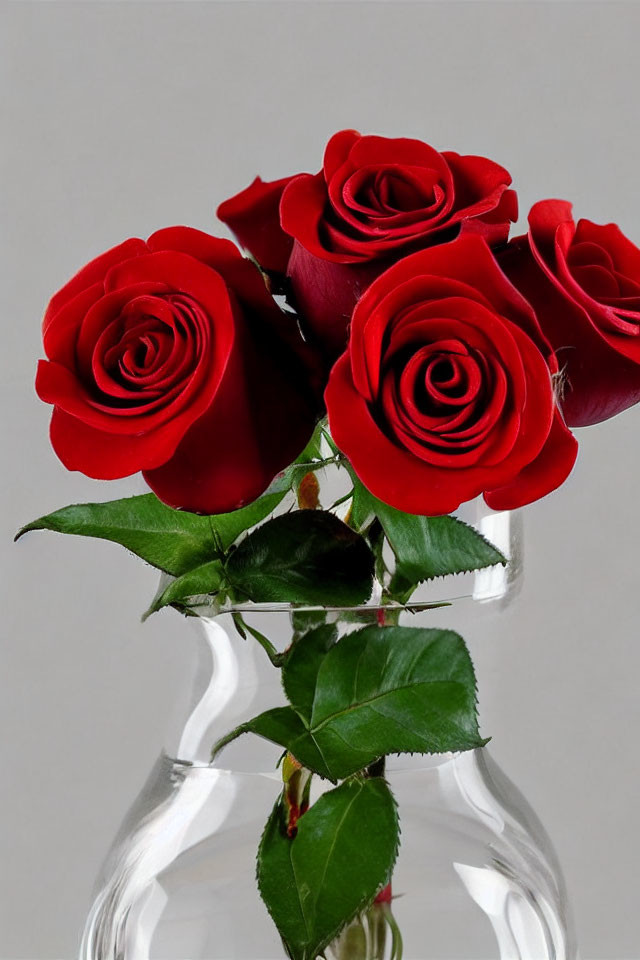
[207,488,290,553]
[351,479,506,584]
[212,625,486,780]
[15,488,289,576]
[225,510,375,606]
[258,777,399,960]
[142,560,224,620]
[290,607,330,638]
[349,479,377,533]
[282,623,337,717]
[296,418,326,464]
[232,612,284,667]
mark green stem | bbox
[232,612,284,667]
[301,453,343,473]
[383,903,404,960]
[210,723,249,762]
[206,515,224,559]
[367,906,387,959]
[329,489,355,511]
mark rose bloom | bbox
[218,129,517,359]
[36,227,318,514]
[325,235,578,515]
[501,199,640,427]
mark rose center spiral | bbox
[345,166,445,219]
[90,292,208,408]
[379,332,507,466]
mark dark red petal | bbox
[350,275,488,402]
[567,239,615,271]
[328,163,451,235]
[147,227,274,317]
[528,199,576,254]
[326,348,555,516]
[43,238,148,335]
[349,135,450,173]
[323,129,361,181]
[287,240,384,360]
[574,219,640,279]
[570,263,622,300]
[484,408,578,510]
[144,318,316,514]
[386,302,551,474]
[47,406,179,478]
[75,283,168,380]
[505,241,640,425]
[543,220,640,338]
[459,188,518,246]
[281,172,367,263]
[528,203,640,352]
[349,234,520,322]
[382,354,514,470]
[103,251,235,370]
[553,239,640,340]
[216,177,298,274]
[442,152,512,214]
[478,187,519,226]
[43,283,104,367]
[37,334,215,454]
[148,227,240,272]
[148,229,325,423]
[326,353,477,515]
[349,235,550,376]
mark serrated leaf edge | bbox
[305,779,400,960]
[257,778,400,960]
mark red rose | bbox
[325,235,577,515]
[36,227,318,513]
[218,129,517,360]
[501,199,640,427]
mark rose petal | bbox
[327,351,543,515]
[43,238,148,334]
[144,317,316,513]
[323,129,361,181]
[216,177,297,274]
[485,408,578,510]
[47,404,185,478]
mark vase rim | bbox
[214,596,471,616]
[196,583,516,619]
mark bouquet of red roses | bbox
[18,130,640,960]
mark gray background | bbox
[2,1,640,957]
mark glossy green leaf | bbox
[225,510,375,606]
[296,418,326,464]
[15,488,288,575]
[212,625,486,780]
[207,488,290,553]
[282,623,337,717]
[142,560,224,620]
[258,777,399,960]
[351,479,506,584]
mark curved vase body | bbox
[79,504,579,960]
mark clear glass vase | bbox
[79,503,578,960]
